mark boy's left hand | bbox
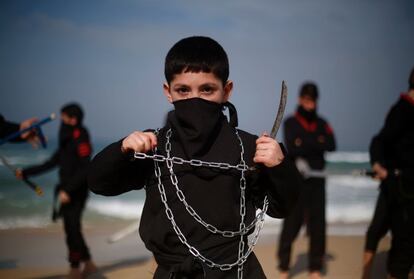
[59,190,71,204]
[253,132,284,168]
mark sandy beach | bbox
[0,220,392,279]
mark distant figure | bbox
[0,114,41,147]
[277,82,336,279]
[362,68,414,279]
[15,104,96,279]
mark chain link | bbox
[138,128,268,279]
[134,152,251,172]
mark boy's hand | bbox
[372,162,388,180]
[121,131,158,154]
[15,168,24,180]
[59,190,71,204]
[20,117,41,148]
[253,132,284,168]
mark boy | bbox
[277,82,336,279]
[88,36,301,278]
[363,67,414,279]
[16,103,96,279]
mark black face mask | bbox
[297,105,317,121]
[59,123,73,147]
[168,98,226,157]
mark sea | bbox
[0,141,379,234]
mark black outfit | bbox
[364,189,390,253]
[88,99,302,279]
[0,114,24,143]
[22,124,93,268]
[277,106,336,272]
[367,94,414,278]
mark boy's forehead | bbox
[170,71,222,85]
[61,112,75,119]
[300,95,316,102]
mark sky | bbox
[1,0,413,151]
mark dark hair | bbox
[409,67,414,90]
[299,82,319,101]
[164,36,229,85]
[61,103,84,124]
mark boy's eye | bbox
[176,87,190,94]
[200,86,214,95]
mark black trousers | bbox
[365,185,390,252]
[387,175,414,279]
[60,197,91,268]
[278,177,326,272]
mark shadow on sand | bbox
[31,256,151,279]
[288,252,335,278]
[288,251,389,278]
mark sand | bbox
[0,221,392,279]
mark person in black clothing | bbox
[16,104,96,279]
[277,82,336,279]
[88,36,302,279]
[362,68,414,279]
[0,114,41,146]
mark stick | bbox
[107,221,140,243]
[296,158,376,179]
[0,155,43,196]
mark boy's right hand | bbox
[121,131,157,154]
[15,168,24,180]
[372,162,388,180]
[20,117,41,148]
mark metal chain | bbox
[138,128,268,279]
[134,152,251,172]
[160,129,269,237]
[236,128,247,278]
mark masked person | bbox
[88,36,302,279]
[363,67,414,279]
[16,104,96,279]
[277,82,336,279]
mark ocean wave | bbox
[327,203,374,223]
[327,175,379,189]
[87,200,144,219]
[326,151,369,163]
[0,216,50,230]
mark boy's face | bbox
[298,96,317,112]
[163,72,233,104]
[61,113,77,126]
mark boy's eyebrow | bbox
[172,82,218,88]
[199,83,218,87]
[172,83,190,88]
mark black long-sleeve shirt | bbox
[0,114,24,143]
[284,110,336,170]
[88,113,301,278]
[370,94,414,171]
[23,126,92,196]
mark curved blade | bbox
[270,81,288,139]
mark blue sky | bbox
[1,0,413,151]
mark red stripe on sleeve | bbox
[325,124,334,135]
[78,142,91,157]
